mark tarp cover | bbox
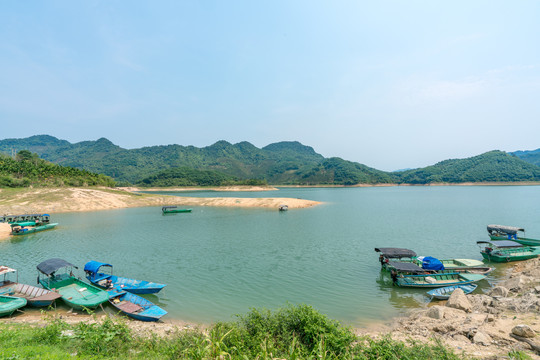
[0,266,16,276]
[374,248,417,258]
[84,260,112,274]
[487,225,524,235]
[388,261,424,273]
[421,256,445,271]
[477,240,523,248]
[36,258,77,275]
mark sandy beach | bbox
[0,187,320,240]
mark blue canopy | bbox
[84,260,112,274]
[421,256,445,271]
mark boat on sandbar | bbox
[487,225,540,246]
[392,272,486,288]
[84,261,166,294]
[427,284,478,300]
[0,266,62,307]
[10,220,58,236]
[37,258,109,310]
[162,206,192,214]
[107,287,167,322]
[477,240,540,263]
[0,295,27,317]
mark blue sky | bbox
[1,1,539,171]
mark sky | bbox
[1,1,539,171]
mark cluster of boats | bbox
[376,224,540,300]
[2,213,58,236]
[0,259,167,322]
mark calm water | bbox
[2,186,540,327]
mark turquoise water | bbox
[2,186,540,327]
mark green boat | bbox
[10,221,58,236]
[487,224,540,246]
[393,272,486,288]
[37,258,109,310]
[162,206,192,214]
[0,295,27,317]
[477,240,540,263]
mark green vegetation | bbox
[0,150,115,188]
[395,151,540,184]
[0,304,470,359]
[137,167,267,187]
[512,148,540,167]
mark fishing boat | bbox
[387,261,493,276]
[84,261,166,294]
[487,225,540,246]
[0,266,62,307]
[477,240,540,263]
[162,206,192,214]
[427,284,478,300]
[37,258,109,310]
[10,221,58,236]
[0,295,27,317]
[278,205,288,211]
[107,287,167,322]
[1,213,51,224]
[393,272,486,288]
[375,248,418,270]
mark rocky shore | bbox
[361,258,540,359]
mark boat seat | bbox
[116,301,143,314]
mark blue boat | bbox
[84,261,166,294]
[427,284,478,300]
[107,288,167,322]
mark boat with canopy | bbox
[0,266,61,307]
[477,240,540,262]
[487,225,540,246]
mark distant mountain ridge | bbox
[511,148,540,167]
[1,135,540,186]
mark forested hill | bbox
[0,135,393,185]
[511,148,540,167]
[396,150,540,184]
[1,135,540,186]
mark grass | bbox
[0,304,474,360]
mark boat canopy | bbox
[0,266,16,276]
[37,258,78,275]
[477,240,523,248]
[374,248,417,258]
[388,261,424,273]
[10,221,37,227]
[162,206,177,210]
[487,225,524,235]
[84,261,112,274]
[421,256,445,271]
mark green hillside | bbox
[395,150,540,184]
[511,148,540,167]
[0,150,115,188]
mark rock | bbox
[512,325,536,338]
[453,334,470,343]
[535,286,540,294]
[426,306,445,319]
[489,286,509,298]
[446,288,472,313]
[501,276,533,292]
[473,331,492,345]
[485,314,495,323]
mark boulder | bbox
[473,331,492,346]
[446,288,472,313]
[426,306,445,319]
[488,286,509,298]
[512,325,536,338]
[501,276,533,292]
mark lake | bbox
[2,185,539,327]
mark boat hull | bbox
[88,274,166,294]
[480,251,538,263]
[11,223,58,236]
[0,282,62,307]
[395,273,486,288]
[162,209,192,214]
[489,235,540,247]
[108,289,167,322]
[40,276,108,310]
[427,284,478,300]
[0,295,27,317]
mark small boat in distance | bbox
[108,287,167,322]
[84,261,166,294]
[37,258,109,310]
[162,206,192,214]
[0,266,62,307]
[278,204,288,211]
[0,295,27,317]
[477,240,540,262]
[487,225,540,246]
[427,284,478,300]
[10,219,58,236]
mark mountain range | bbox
[1,135,540,186]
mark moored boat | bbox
[0,295,27,317]
[107,287,167,322]
[84,261,166,294]
[477,240,540,263]
[0,266,62,307]
[393,272,486,288]
[37,258,109,310]
[10,221,58,236]
[427,284,478,300]
[162,206,192,214]
[487,225,540,246]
